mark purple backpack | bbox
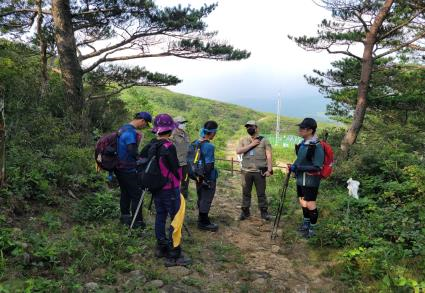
[95,133,119,171]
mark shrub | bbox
[72,190,119,222]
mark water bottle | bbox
[107,171,113,182]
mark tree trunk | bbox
[36,0,49,97]
[340,0,394,156]
[51,0,84,118]
[0,90,5,188]
[81,98,92,145]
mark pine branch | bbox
[0,8,51,17]
[375,31,425,58]
[377,9,425,42]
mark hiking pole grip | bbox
[129,189,147,230]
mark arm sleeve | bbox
[292,144,300,166]
[127,143,138,161]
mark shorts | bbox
[297,185,319,202]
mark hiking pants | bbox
[241,171,268,209]
[180,165,190,199]
[196,180,216,214]
[153,188,180,242]
[115,170,143,222]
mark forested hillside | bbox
[120,86,323,158]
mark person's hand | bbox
[287,164,296,172]
[250,139,261,147]
[264,170,272,177]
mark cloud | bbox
[126,0,336,118]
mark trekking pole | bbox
[183,223,192,237]
[271,170,292,240]
[129,189,148,231]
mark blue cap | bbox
[134,112,152,124]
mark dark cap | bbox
[297,117,317,129]
[134,112,152,125]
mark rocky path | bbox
[207,177,341,292]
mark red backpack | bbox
[295,139,334,179]
[319,140,334,179]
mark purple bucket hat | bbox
[152,113,176,134]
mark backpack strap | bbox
[197,140,207,170]
[243,136,264,155]
[306,142,317,162]
[295,143,301,155]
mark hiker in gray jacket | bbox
[170,116,191,199]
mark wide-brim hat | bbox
[152,113,176,134]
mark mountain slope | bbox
[120,86,336,159]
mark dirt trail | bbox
[207,176,340,293]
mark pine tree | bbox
[289,0,424,155]
[1,0,250,143]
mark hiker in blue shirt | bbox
[195,121,219,232]
[289,118,325,238]
[115,111,152,229]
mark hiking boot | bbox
[198,221,219,232]
[260,208,272,221]
[298,219,310,233]
[155,240,169,258]
[164,254,192,267]
[239,208,250,220]
[305,225,316,238]
[120,214,132,226]
[198,213,219,232]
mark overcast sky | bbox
[128,0,337,119]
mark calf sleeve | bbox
[309,208,319,225]
[302,207,310,219]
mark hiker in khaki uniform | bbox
[170,116,191,199]
[236,120,273,221]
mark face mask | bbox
[247,127,256,136]
[178,123,186,130]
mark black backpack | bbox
[138,140,169,192]
[187,140,206,181]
